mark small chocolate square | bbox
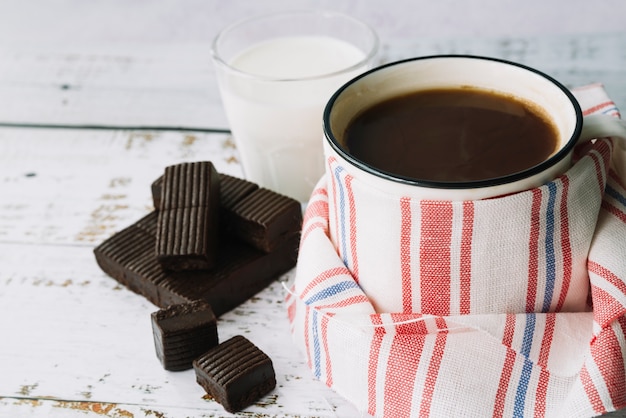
[193,336,276,413]
[151,300,218,371]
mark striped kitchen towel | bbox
[287,84,625,417]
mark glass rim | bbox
[210,9,379,82]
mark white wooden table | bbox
[1,2,626,417]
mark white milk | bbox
[218,36,367,202]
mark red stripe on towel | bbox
[420,201,453,315]
[527,189,543,312]
[460,201,474,314]
[400,197,413,312]
[493,314,517,418]
[367,315,385,416]
[419,317,449,416]
[556,176,572,312]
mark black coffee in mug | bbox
[343,87,559,182]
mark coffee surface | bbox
[343,88,559,182]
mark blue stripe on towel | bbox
[606,184,626,208]
[513,313,536,417]
[333,165,348,267]
[305,281,361,305]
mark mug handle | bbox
[580,114,626,145]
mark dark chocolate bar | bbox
[151,300,218,371]
[193,335,276,413]
[94,212,298,316]
[156,162,220,271]
[226,187,302,253]
[152,173,302,253]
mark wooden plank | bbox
[383,33,626,114]
[0,394,358,418]
[0,128,241,245]
[0,33,624,129]
[1,0,625,46]
[0,44,222,128]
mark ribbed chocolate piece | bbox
[193,336,276,413]
[151,301,218,371]
[218,174,259,212]
[93,212,298,316]
[156,162,220,271]
[228,188,302,253]
[152,173,258,214]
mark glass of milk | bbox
[211,10,378,202]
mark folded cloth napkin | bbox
[287,84,625,417]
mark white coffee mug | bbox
[321,55,626,314]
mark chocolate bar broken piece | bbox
[193,335,276,413]
[227,187,302,253]
[217,174,259,213]
[151,300,218,371]
[156,162,220,271]
[93,212,298,316]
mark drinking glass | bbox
[211,10,378,202]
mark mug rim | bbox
[323,54,584,190]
